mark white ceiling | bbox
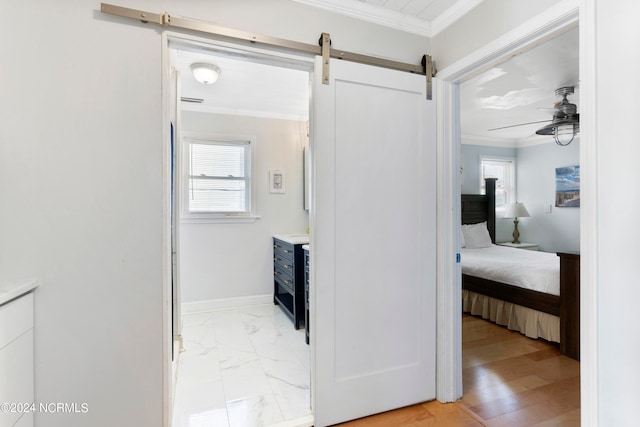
[173,2,578,146]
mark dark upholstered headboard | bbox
[461,178,496,243]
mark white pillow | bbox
[461,221,492,249]
[460,229,466,248]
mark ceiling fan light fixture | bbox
[535,86,580,146]
[190,62,221,85]
[536,117,580,146]
[554,124,577,146]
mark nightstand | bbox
[496,242,539,251]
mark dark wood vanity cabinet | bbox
[273,237,305,329]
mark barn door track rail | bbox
[100,3,436,99]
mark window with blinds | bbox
[185,138,251,214]
[480,156,516,215]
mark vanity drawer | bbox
[273,240,295,261]
[274,256,295,275]
[274,262,294,281]
[274,270,295,294]
[273,253,295,269]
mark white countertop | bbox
[273,234,309,245]
[0,279,39,306]
[302,244,309,251]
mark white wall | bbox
[1,2,164,426]
[179,112,309,302]
[0,1,429,425]
[517,139,580,252]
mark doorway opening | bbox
[458,28,581,424]
[435,4,581,423]
[166,33,314,427]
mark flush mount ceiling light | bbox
[190,63,221,85]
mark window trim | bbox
[479,155,516,217]
[180,132,259,223]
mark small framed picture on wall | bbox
[270,169,285,193]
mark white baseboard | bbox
[181,294,272,314]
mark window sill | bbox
[181,215,261,224]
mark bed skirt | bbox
[462,289,560,343]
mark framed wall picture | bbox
[270,169,285,193]
[555,165,580,207]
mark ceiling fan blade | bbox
[488,119,552,132]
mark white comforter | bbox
[461,245,560,296]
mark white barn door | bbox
[311,57,436,426]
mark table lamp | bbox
[505,202,530,244]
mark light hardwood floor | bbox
[336,314,580,426]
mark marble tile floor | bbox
[172,304,311,427]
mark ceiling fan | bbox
[489,86,580,146]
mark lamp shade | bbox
[190,63,221,85]
[505,202,530,219]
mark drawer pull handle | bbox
[284,249,293,253]
[284,264,293,269]
[284,280,293,285]
[274,257,281,262]
[274,271,281,276]
[274,245,281,249]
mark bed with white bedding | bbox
[461,245,560,295]
[461,245,562,344]
[461,178,580,360]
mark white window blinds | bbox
[186,139,251,214]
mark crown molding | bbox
[461,133,517,147]
[181,103,308,122]
[461,132,573,148]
